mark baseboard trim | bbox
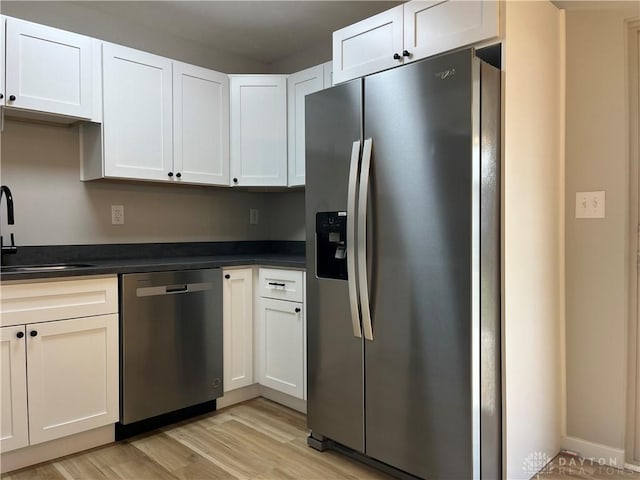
[217,384,262,409]
[625,462,640,473]
[561,436,625,467]
[1,424,114,474]
[217,384,306,413]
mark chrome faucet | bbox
[1,185,17,255]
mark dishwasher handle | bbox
[166,285,188,293]
[136,282,214,297]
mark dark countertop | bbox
[0,241,306,281]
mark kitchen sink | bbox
[1,263,96,273]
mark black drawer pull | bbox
[268,282,286,287]
[295,308,301,313]
[225,274,231,279]
[30,330,38,337]
[16,331,24,339]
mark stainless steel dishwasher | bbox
[119,268,223,432]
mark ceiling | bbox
[78,1,401,65]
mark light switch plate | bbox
[575,191,605,219]
[249,208,259,225]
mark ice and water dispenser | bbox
[316,211,348,280]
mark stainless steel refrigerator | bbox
[305,48,501,479]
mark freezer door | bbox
[363,50,476,479]
[305,80,365,452]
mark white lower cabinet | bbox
[222,268,254,392]
[27,315,119,446]
[257,268,306,400]
[258,298,304,399]
[0,277,119,454]
[222,267,306,403]
[0,326,29,452]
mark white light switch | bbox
[575,191,605,219]
[111,205,124,225]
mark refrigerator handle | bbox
[358,138,374,341]
[347,140,363,338]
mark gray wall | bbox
[1,121,276,245]
[564,5,638,453]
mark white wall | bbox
[0,1,268,73]
[0,121,271,245]
[503,2,564,478]
[563,5,639,464]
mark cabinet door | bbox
[0,326,28,453]
[173,62,230,186]
[332,5,404,84]
[0,16,5,105]
[26,314,118,446]
[222,268,254,392]
[258,298,304,399]
[230,76,287,187]
[403,0,499,62]
[287,65,324,187]
[5,17,93,118]
[103,43,173,181]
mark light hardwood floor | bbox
[2,398,390,480]
[3,399,639,480]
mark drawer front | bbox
[258,268,303,302]
[0,276,118,327]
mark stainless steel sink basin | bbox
[1,263,95,273]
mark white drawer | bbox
[258,268,304,303]
[0,275,118,327]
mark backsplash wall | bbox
[0,120,278,245]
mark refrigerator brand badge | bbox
[435,68,456,80]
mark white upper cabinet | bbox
[0,16,6,105]
[102,43,173,182]
[403,1,499,62]
[287,64,324,187]
[173,62,230,186]
[333,0,500,83]
[5,17,93,119]
[332,6,404,85]
[230,75,288,187]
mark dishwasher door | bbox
[120,268,223,425]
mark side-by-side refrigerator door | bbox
[362,50,476,479]
[305,80,364,453]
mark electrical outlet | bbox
[112,205,125,225]
[250,208,259,225]
[575,191,605,219]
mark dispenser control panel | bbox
[316,211,348,280]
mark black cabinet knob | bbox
[0,93,4,99]
[295,307,301,313]
[233,178,238,184]
[9,95,16,101]
[393,53,401,60]
[402,50,411,57]
[168,172,174,177]
[16,331,24,339]
[176,172,182,178]
[224,274,230,279]
[30,330,38,337]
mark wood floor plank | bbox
[1,463,67,480]
[131,431,234,480]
